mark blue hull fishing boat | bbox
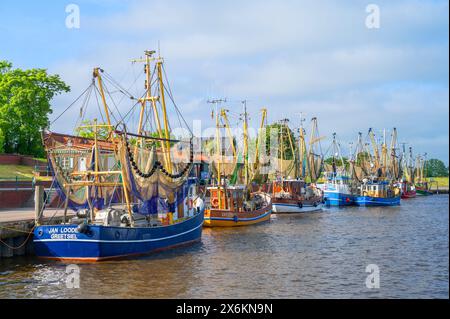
[33,50,205,261]
[319,134,357,207]
[322,189,355,206]
[354,181,401,207]
[354,195,400,206]
[33,210,204,261]
[318,179,356,207]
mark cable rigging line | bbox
[50,83,93,126]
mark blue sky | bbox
[0,0,448,163]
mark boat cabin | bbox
[206,185,248,211]
[263,180,306,199]
[360,182,399,198]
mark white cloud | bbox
[45,0,448,162]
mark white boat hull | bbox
[272,202,323,214]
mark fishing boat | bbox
[415,153,433,196]
[318,175,356,206]
[267,117,324,213]
[33,50,205,261]
[355,180,401,206]
[318,133,357,206]
[399,146,417,199]
[268,179,323,213]
[353,128,401,206]
[204,185,272,226]
[203,102,272,226]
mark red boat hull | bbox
[401,190,417,199]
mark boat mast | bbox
[220,108,236,159]
[254,108,267,174]
[389,128,399,180]
[298,113,307,180]
[157,58,173,174]
[242,100,249,185]
[132,50,171,169]
[381,129,387,179]
[93,68,112,129]
[368,128,380,174]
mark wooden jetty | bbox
[0,186,74,259]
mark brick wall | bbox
[0,154,45,166]
[0,190,33,208]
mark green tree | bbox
[0,128,5,153]
[324,156,349,169]
[425,158,449,177]
[264,123,296,160]
[75,120,111,139]
[0,61,69,157]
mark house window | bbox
[61,157,74,170]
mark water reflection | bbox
[0,195,448,298]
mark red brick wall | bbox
[0,154,22,165]
[0,154,45,166]
[0,190,33,208]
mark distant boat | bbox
[400,181,417,199]
[269,179,323,213]
[414,153,433,196]
[318,176,356,206]
[266,116,324,213]
[319,133,357,206]
[415,183,433,196]
[354,180,401,206]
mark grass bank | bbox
[0,164,51,181]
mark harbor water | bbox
[0,195,448,299]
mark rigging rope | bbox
[50,83,93,126]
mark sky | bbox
[0,0,448,163]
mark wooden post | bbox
[34,185,44,226]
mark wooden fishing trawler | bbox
[353,128,401,206]
[203,102,272,227]
[268,117,324,213]
[33,51,205,261]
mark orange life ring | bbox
[211,197,219,208]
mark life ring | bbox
[211,197,219,208]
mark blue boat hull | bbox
[33,211,204,261]
[354,195,401,207]
[323,191,355,206]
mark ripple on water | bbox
[0,195,448,298]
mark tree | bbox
[425,158,449,177]
[324,156,349,169]
[0,61,69,157]
[75,120,111,140]
[264,123,296,160]
[0,128,4,153]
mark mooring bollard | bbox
[35,185,44,225]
